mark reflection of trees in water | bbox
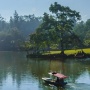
[0,56,51,88]
[27,58,90,84]
[0,54,90,88]
[0,52,28,88]
[26,58,50,80]
[63,59,90,83]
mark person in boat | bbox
[56,77,63,82]
[52,72,64,83]
[52,72,67,85]
[56,77,60,83]
[52,72,57,74]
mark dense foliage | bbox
[0,2,90,51]
[0,11,42,50]
[29,2,82,53]
[74,19,90,47]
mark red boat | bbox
[42,72,68,87]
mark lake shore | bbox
[26,48,90,59]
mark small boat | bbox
[42,72,68,87]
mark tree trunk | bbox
[60,31,64,54]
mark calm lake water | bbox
[0,51,90,90]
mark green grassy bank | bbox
[43,48,90,55]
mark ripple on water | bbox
[66,83,90,90]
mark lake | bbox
[0,51,90,90]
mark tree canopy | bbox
[0,11,42,51]
[29,2,81,53]
[0,2,90,51]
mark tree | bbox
[84,30,90,47]
[85,19,90,30]
[49,2,81,53]
[35,13,57,51]
[10,16,14,28]
[13,10,19,28]
[30,2,81,53]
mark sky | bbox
[0,0,90,21]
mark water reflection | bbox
[0,52,90,90]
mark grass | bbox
[43,48,90,55]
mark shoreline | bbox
[26,53,90,59]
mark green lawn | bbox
[43,48,90,55]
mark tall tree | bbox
[30,2,81,53]
[13,10,19,28]
[49,2,81,53]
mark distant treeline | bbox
[0,10,42,51]
[73,19,90,48]
[0,10,90,51]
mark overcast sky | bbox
[0,0,90,21]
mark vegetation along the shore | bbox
[0,2,90,55]
[42,48,90,55]
[27,2,89,57]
